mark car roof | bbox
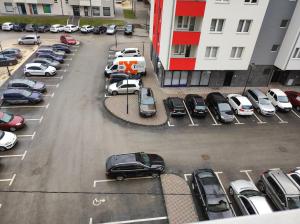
[208,92,226,102]
[4,88,25,94]
[248,196,273,214]
[168,97,183,104]
[123,48,138,51]
[26,63,42,67]
[268,170,300,195]
[121,79,140,84]
[249,88,266,98]
[22,34,38,38]
[9,79,32,83]
[270,89,286,96]
[3,22,12,25]
[106,153,137,169]
[236,95,252,105]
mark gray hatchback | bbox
[138,87,156,117]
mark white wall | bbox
[149,0,154,41]
[195,0,269,70]
[274,0,300,71]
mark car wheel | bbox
[45,72,50,76]
[112,91,118,96]
[116,176,124,181]
[257,180,266,193]
[229,187,234,196]
[25,72,31,77]
[9,127,16,132]
[152,173,159,178]
[19,41,23,45]
[134,90,139,95]
[0,147,7,152]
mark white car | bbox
[227,94,254,116]
[229,180,273,215]
[0,130,17,151]
[2,22,14,31]
[108,79,141,95]
[64,24,79,33]
[115,48,141,58]
[24,63,56,77]
[266,89,293,112]
[288,168,300,189]
[50,24,65,33]
[106,25,117,35]
[80,25,94,33]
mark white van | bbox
[105,57,146,77]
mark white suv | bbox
[227,94,254,116]
[115,48,141,58]
[108,79,141,95]
[24,63,56,77]
[50,24,65,32]
[64,24,79,33]
[80,25,94,33]
[2,22,14,31]
[266,89,292,112]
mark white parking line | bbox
[93,176,154,188]
[57,69,67,73]
[184,173,192,181]
[274,113,288,124]
[68,53,75,56]
[43,93,55,98]
[234,115,245,125]
[94,216,168,224]
[167,120,175,127]
[35,76,63,80]
[60,63,70,66]
[46,83,60,88]
[182,101,198,127]
[253,112,266,124]
[240,170,254,183]
[25,116,43,123]
[207,108,221,126]
[64,58,73,61]
[0,103,49,109]
[104,94,111,98]
[291,110,300,119]
[17,131,36,140]
[0,174,16,186]
[0,150,27,160]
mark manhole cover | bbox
[278,146,288,153]
[201,154,210,160]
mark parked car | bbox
[80,25,94,33]
[7,79,46,93]
[124,24,134,35]
[0,55,18,67]
[285,91,300,111]
[115,48,141,58]
[185,94,207,117]
[18,35,40,45]
[245,89,275,116]
[50,44,71,54]
[266,89,292,112]
[106,25,117,35]
[13,23,26,32]
[108,73,140,84]
[108,79,141,95]
[2,89,43,104]
[139,87,156,117]
[229,179,273,215]
[206,92,234,123]
[0,48,22,59]
[257,169,300,210]
[60,34,77,45]
[0,111,25,132]
[36,48,66,58]
[192,169,235,220]
[288,168,300,190]
[2,22,14,31]
[25,24,38,32]
[37,24,50,33]
[32,57,61,69]
[35,52,64,63]
[64,24,79,33]
[0,130,17,151]
[24,63,56,77]
[166,97,186,117]
[93,25,107,34]
[106,152,165,180]
[50,24,65,33]
[226,94,254,116]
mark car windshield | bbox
[116,81,123,87]
[259,98,271,105]
[195,105,206,110]
[287,197,300,209]
[136,153,151,167]
[21,90,31,97]
[142,97,154,105]
[0,130,4,139]
[23,79,35,86]
[242,105,253,110]
[241,190,261,197]
[208,200,229,212]
[218,103,231,112]
[0,113,13,123]
[278,96,289,103]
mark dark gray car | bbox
[192,169,235,220]
[31,57,61,69]
[7,79,46,93]
[138,87,156,117]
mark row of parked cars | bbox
[166,88,300,123]
[0,48,22,67]
[1,22,134,35]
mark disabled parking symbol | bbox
[92,198,106,206]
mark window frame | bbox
[210,18,225,33]
[205,46,219,59]
[230,47,244,59]
[103,7,111,16]
[4,2,13,12]
[237,20,252,33]
[280,20,289,28]
[292,48,300,59]
[244,0,258,4]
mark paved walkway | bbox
[161,174,199,224]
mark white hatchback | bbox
[50,24,65,32]
[115,48,141,58]
[80,25,94,33]
[0,130,17,151]
[266,89,293,112]
[24,63,56,77]
[2,22,14,31]
[227,94,254,116]
[108,79,141,95]
[64,24,79,33]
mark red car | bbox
[0,112,25,131]
[285,91,300,111]
[60,34,77,45]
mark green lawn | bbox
[123,9,136,19]
[79,18,124,26]
[0,15,68,25]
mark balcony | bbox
[172,31,200,45]
[175,0,206,17]
[169,58,196,70]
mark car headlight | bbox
[16,123,22,126]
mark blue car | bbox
[35,52,64,63]
[2,89,43,104]
[51,44,71,54]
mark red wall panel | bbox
[172,31,200,45]
[175,1,206,17]
[169,58,196,70]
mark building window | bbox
[237,20,252,33]
[292,48,300,58]
[280,20,289,28]
[271,44,280,52]
[205,47,219,59]
[92,7,100,16]
[230,47,244,59]
[174,45,186,55]
[43,4,51,13]
[54,0,58,3]
[210,19,225,32]
[103,7,111,16]
[65,0,68,3]
[176,16,196,31]
[4,2,13,12]
[244,0,258,4]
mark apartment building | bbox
[150,0,300,87]
[0,0,114,17]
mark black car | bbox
[93,25,107,34]
[124,24,134,35]
[185,94,207,117]
[192,169,235,220]
[106,152,165,180]
[166,97,186,117]
[0,55,17,67]
[13,23,26,32]
[7,79,46,92]
[2,89,43,104]
[51,44,71,54]
[108,73,141,84]
[25,24,37,32]
[37,25,50,33]
[206,92,235,123]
